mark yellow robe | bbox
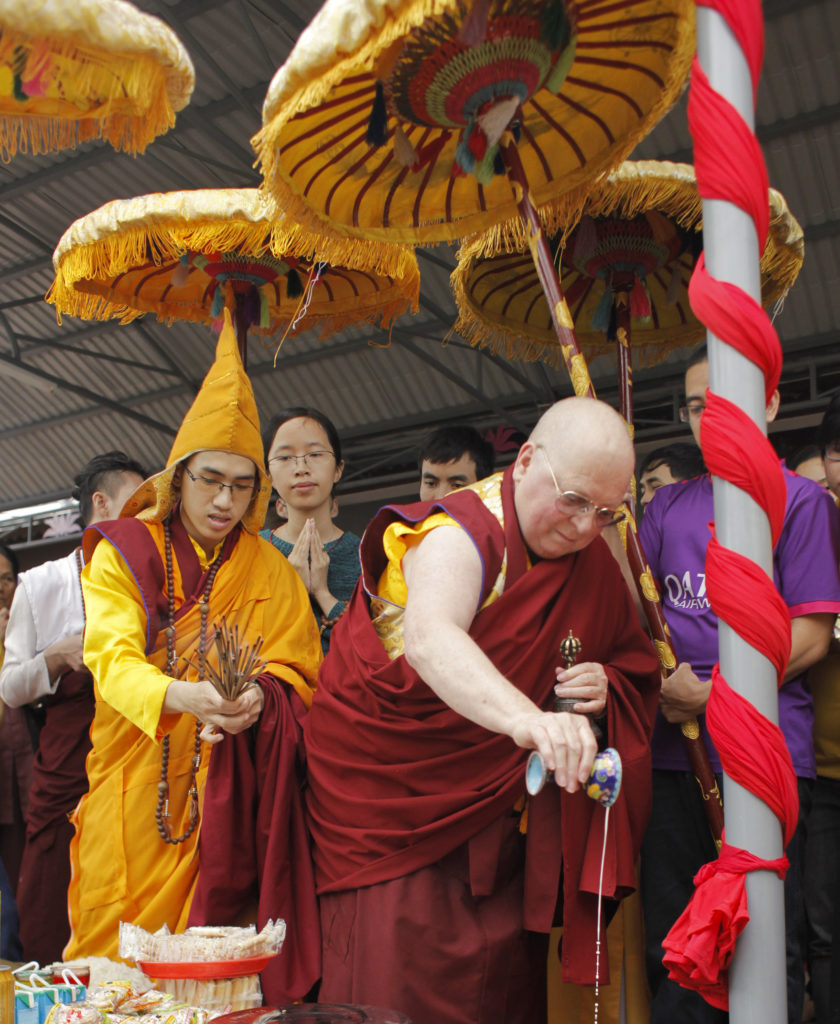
[65,522,321,960]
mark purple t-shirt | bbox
[640,464,840,778]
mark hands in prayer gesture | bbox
[287,518,334,613]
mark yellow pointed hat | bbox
[122,308,271,531]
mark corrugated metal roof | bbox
[0,0,837,527]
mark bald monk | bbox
[305,397,661,1024]
[65,312,322,1002]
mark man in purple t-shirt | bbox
[639,346,840,1024]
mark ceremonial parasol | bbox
[0,0,194,159]
[453,160,804,422]
[253,0,695,274]
[48,188,420,366]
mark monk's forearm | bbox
[403,617,539,738]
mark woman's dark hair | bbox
[0,541,19,579]
[262,407,343,465]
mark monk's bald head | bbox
[531,397,634,488]
[512,397,634,559]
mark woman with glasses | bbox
[263,407,361,653]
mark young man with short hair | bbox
[65,313,323,1003]
[418,424,495,501]
[638,442,706,506]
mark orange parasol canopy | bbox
[0,0,194,158]
[48,188,420,343]
[253,0,695,274]
[452,161,804,366]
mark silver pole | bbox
[695,8,787,1024]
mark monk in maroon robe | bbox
[305,397,660,1024]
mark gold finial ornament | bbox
[560,629,582,670]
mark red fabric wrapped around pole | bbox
[661,0,799,1010]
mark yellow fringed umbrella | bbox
[254,0,695,272]
[453,161,803,363]
[48,188,420,365]
[452,160,804,418]
[0,0,194,159]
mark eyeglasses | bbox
[183,465,256,498]
[536,445,626,528]
[268,451,335,469]
[678,401,706,423]
[824,449,840,464]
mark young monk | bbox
[65,311,322,1002]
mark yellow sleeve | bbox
[82,539,172,741]
[258,551,323,708]
[378,512,461,607]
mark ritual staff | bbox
[305,397,660,1024]
[0,451,145,964]
[65,312,323,1002]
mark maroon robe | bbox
[17,666,93,963]
[305,467,659,988]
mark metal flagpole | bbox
[696,7,787,1022]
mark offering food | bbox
[117,921,285,1013]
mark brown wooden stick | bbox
[500,135,724,845]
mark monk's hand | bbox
[554,661,608,714]
[308,522,332,607]
[659,662,710,722]
[287,520,312,592]
[164,680,264,744]
[511,710,597,794]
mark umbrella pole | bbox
[695,6,787,1019]
[499,135,724,843]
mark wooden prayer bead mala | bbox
[155,518,224,845]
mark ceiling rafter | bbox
[0,353,179,435]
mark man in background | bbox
[0,450,145,963]
[640,347,840,1024]
[638,442,706,507]
[802,394,840,1024]
[418,424,494,501]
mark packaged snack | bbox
[43,1007,104,1024]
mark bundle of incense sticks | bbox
[185,616,267,699]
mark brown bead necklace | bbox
[155,519,224,845]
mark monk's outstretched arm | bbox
[402,524,596,793]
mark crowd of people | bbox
[0,319,838,1024]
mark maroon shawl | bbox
[304,468,659,983]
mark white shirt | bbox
[0,550,84,708]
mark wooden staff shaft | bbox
[614,291,637,519]
[614,291,634,426]
[500,136,724,844]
